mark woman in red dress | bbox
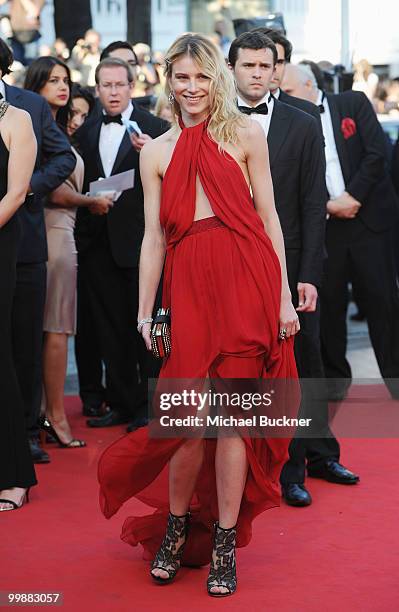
[98,33,299,597]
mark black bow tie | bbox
[318,91,326,114]
[102,113,123,125]
[238,102,268,115]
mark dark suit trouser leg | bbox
[349,225,399,397]
[75,256,106,408]
[320,222,352,392]
[12,262,46,438]
[280,304,340,484]
[82,244,140,418]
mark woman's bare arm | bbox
[138,140,166,348]
[48,183,113,214]
[0,108,37,228]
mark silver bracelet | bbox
[137,317,153,333]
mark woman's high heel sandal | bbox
[40,417,86,448]
[207,523,237,597]
[150,512,190,584]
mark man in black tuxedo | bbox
[229,31,359,506]
[0,38,76,464]
[75,57,169,428]
[74,41,139,419]
[283,62,399,401]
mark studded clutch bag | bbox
[151,308,171,359]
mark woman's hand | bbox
[141,322,152,351]
[88,194,114,215]
[279,297,300,340]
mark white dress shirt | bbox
[99,101,133,177]
[0,79,6,100]
[316,89,346,200]
[237,92,274,138]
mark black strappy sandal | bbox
[40,417,86,448]
[207,523,237,597]
[150,512,190,584]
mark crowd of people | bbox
[1,24,399,598]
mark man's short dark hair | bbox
[0,37,13,76]
[228,31,277,67]
[95,57,133,84]
[251,28,293,63]
[100,40,138,65]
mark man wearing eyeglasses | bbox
[74,41,147,421]
[74,57,169,430]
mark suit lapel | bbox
[326,94,350,178]
[111,109,137,175]
[267,100,292,165]
[92,119,105,177]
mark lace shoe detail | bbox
[207,523,237,597]
[150,512,190,583]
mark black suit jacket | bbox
[278,89,323,135]
[5,83,76,263]
[325,90,398,232]
[267,99,328,288]
[75,104,169,268]
[392,135,399,195]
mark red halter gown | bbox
[98,118,298,566]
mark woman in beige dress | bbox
[24,58,113,447]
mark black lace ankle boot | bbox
[207,522,237,597]
[150,511,190,584]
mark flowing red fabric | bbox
[98,119,298,566]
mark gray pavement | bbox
[65,302,381,396]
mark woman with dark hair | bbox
[67,84,95,138]
[24,56,72,129]
[24,58,113,449]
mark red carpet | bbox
[3,389,399,611]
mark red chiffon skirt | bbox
[98,217,297,566]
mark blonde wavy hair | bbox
[164,32,245,145]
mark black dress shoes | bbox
[86,410,131,428]
[126,416,149,433]
[29,437,50,464]
[281,483,312,507]
[308,460,359,484]
[82,403,110,418]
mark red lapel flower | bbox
[341,117,357,139]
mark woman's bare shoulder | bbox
[146,124,178,147]
[141,125,179,167]
[2,104,32,129]
[236,116,264,141]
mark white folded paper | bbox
[89,169,135,199]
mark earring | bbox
[168,91,175,104]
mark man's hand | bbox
[88,194,114,215]
[296,282,318,312]
[129,132,153,152]
[327,191,361,219]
